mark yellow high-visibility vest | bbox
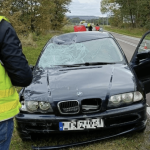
[0,16,21,121]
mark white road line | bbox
[116,38,137,47]
[147,107,150,116]
[105,30,140,41]
[121,35,140,41]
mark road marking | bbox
[147,107,150,116]
[105,30,140,41]
[121,35,140,41]
[116,38,137,47]
[117,38,147,51]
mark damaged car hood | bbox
[23,64,135,102]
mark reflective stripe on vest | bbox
[0,99,19,113]
[0,16,21,121]
[0,86,15,98]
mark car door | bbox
[130,31,150,94]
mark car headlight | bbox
[133,91,143,102]
[109,94,121,106]
[39,102,52,111]
[108,91,143,107]
[21,101,53,113]
[122,93,133,103]
[26,101,39,112]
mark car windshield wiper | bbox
[55,64,82,67]
[74,62,115,66]
[38,62,115,69]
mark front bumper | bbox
[16,102,147,138]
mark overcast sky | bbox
[66,0,106,17]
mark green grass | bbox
[61,25,74,33]
[22,34,52,65]
[103,25,149,38]
[10,25,150,150]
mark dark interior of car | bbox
[132,51,150,93]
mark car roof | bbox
[51,31,113,44]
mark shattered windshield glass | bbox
[38,38,123,68]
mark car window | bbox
[38,38,123,68]
[138,33,150,53]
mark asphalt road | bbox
[109,31,150,106]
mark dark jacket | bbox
[0,20,33,87]
[88,25,93,31]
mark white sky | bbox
[66,0,106,17]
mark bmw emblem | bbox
[77,92,83,96]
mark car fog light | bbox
[26,101,38,112]
[39,102,51,111]
[122,93,133,103]
[109,95,121,104]
[133,91,143,102]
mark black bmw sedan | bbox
[16,31,150,149]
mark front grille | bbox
[81,98,101,113]
[58,100,80,114]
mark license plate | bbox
[59,118,104,131]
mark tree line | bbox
[0,0,71,35]
[101,0,150,29]
[69,17,109,26]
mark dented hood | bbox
[23,64,135,102]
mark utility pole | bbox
[107,0,108,25]
[107,14,108,25]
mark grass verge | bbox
[103,26,149,38]
[10,25,150,150]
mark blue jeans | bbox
[0,119,14,150]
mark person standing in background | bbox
[88,24,93,31]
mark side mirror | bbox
[29,65,34,71]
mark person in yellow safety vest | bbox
[0,16,33,150]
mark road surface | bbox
[110,32,140,61]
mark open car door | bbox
[130,31,150,94]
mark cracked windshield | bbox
[38,38,123,68]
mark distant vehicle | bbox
[83,23,88,28]
[80,20,86,24]
[91,23,94,26]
